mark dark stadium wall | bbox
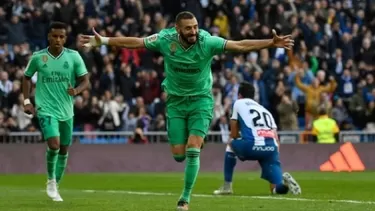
[0,143,374,173]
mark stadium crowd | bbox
[0,0,374,137]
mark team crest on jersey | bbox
[170,42,177,55]
[147,34,158,43]
[42,55,48,63]
[63,61,69,69]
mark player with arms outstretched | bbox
[22,22,90,201]
[213,82,301,196]
[80,11,294,210]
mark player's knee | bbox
[170,144,185,155]
[187,134,204,148]
[47,137,60,150]
[59,145,69,155]
[173,154,186,162]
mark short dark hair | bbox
[238,82,255,99]
[48,22,67,33]
[318,106,327,115]
[175,11,196,24]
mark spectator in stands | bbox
[295,68,337,128]
[128,127,148,144]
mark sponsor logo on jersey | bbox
[257,129,276,138]
[252,146,276,152]
[42,55,48,63]
[147,34,158,43]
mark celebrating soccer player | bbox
[79,11,293,211]
[22,22,90,201]
[213,82,301,196]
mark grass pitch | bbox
[0,172,374,211]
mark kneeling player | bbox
[213,82,301,196]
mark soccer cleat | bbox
[283,172,302,195]
[213,185,233,195]
[52,184,63,202]
[53,192,63,202]
[46,179,58,199]
[176,200,189,211]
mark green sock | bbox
[180,148,201,203]
[56,153,68,183]
[46,148,59,180]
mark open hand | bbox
[80,28,102,48]
[272,29,294,50]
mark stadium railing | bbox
[0,131,372,144]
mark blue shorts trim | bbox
[230,138,283,184]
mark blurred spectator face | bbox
[12,82,20,92]
[1,71,8,81]
[11,16,19,24]
[352,23,359,34]
[136,97,144,106]
[362,38,371,49]
[367,75,374,85]
[233,6,241,15]
[336,98,343,107]
[220,116,227,124]
[290,15,298,26]
[104,91,112,101]
[160,92,167,101]
[48,28,67,49]
[357,9,365,19]
[317,70,326,82]
[312,78,320,88]
[91,96,98,105]
[139,107,146,116]
[335,48,342,58]
[0,112,4,124]
[75,97,83,108]
[62,0,69,5]
[144,14,151,24]
[277,4,284,14]
[230,76,237,84]
[343,69,351,77]
[261,26,270,35]
[176,16,199,44]
[115,95,123,104]
[342,33,351,43]
[253,71,261,80]
[82,90,90,100]
[116,9,124,19]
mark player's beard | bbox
[179,32,198,45]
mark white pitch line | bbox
[79,189,375,205]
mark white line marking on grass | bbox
[79,189,375,205]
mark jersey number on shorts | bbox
[39,116,51,128]
[249,109,272,129]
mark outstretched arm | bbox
[224,29,294,53]
[80,28,146,49]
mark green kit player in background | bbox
[22,22,90,202]
[81,11,293,210]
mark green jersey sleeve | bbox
[205,35,227,56]
[144,33,162,51]
[73,51,88,77]
[24,54,38,78]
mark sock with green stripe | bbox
[180,148,201,203]
[56,153,68,183]
[46,148,59,180]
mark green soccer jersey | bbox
[24,48,88,121]
[144,28,227,96]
